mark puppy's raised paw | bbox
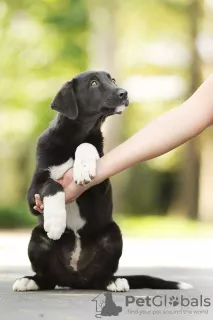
[73,143,99,185]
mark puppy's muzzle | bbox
[115,89,129,114]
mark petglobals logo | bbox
[91,293,211,318]
[125,295,211,308]
[92,292,123,318]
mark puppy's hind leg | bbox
[13,226,56,292]
[13,275,56,292]
[75,222,123,290]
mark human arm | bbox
[90,74,213,185]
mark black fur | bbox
[22,71,180,291]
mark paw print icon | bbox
[169,296,179,307]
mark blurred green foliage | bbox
[0,204,36,228]
[1,0,213,229]
[0,0,89,226]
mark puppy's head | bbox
[51,71,129,121]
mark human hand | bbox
[33,168,86,214]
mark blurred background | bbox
[1,0,213,238]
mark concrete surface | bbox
[1,231,213,319]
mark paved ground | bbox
[1,231,213,319]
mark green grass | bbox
[0,205,36,229]
[115,215,213,238]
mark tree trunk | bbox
[181,0,203,220]
[87,0,124,209]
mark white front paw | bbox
[13,278,39,292]
[73,158,97,185]
[73,143,99,186]
[107,278,130,292]
[43,192,66,240]
[44,217,66,240]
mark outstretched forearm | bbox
[89,75,213,187]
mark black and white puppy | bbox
[13,71,192,292]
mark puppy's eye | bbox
[112,78,116,84]
[90,80,98,87]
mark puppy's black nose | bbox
[117,89,128,100]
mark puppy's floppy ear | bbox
[51,80,78,120]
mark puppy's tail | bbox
[111,275,193,291]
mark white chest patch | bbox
[66,201,85,233]
[49,158,74,181]
[70,235,82,271]
[66,202,85,271]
